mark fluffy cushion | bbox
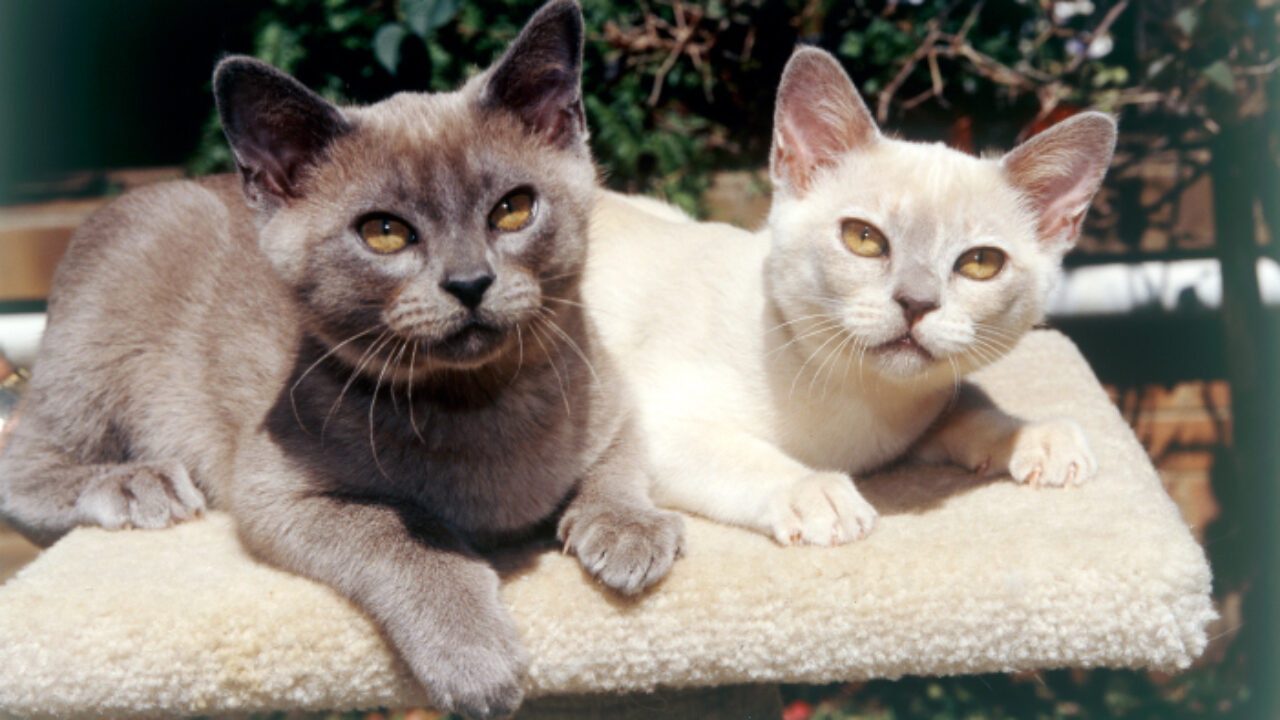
[0,330,1214,718]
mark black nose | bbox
[895,293,939,326]
[442,274,494,310]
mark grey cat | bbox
[0,1,684,716]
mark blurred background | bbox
[0,0,1276,717]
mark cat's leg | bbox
[231,460,525,719]
[648,422,877,547]
[0,422,205,547]
[915,383,1098,487]
[557,417,685,595]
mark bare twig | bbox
[877,22,942,123]
[1235,57,1280,77]
[1065,0,1130,74]
[647,1,700,105]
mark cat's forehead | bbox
[306,89,568,213]
[340,90,503,169]
[350,91,475,145]
[827,139,1034,240]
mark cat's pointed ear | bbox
[770,47,879,197]
[479,0,586,147]
[214,56,350,204]
[1002,111,1116,252]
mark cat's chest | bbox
[278,367,591,536]
[374,395,586,532]
[774,386,947,474]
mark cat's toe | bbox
[770,472,876,547]
[1008,420,1097,488]
[75,461,206,531]
[559,506,685,595]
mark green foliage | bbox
[189,0,1276,217]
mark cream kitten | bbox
[585,47,1116,546]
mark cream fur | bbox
[584,48,1115,547]
[0,332,1214,718]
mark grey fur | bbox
[0,1,683,717]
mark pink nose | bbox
[894,294,938,326]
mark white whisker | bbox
[324,330,393,439]
[407,340,426,445]
[818,330,858,396]
[368,336,400,480]
[528,321,571,416]
[289,327,378,433]
[535,308,600,386]
[767,318,843,358]
[790,325,847,401]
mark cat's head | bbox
[213,0,593,375]
[764,47,1115,388]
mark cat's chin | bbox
[420,322,513,370]
[869,334,938,379]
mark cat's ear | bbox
[479,0,586,148]
[1002,111,1116,252]
[213,56,350,204]
[770,47,879,197]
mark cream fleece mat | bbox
[0,330,1213,718]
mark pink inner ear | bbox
[774,117,823,193]
[1002,112,1116,250]
[770,49,878,196]
[1037,177,1096,244]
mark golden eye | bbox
[358,215,415,254]
[489,190,534,232]
[955,247,1006,280]
[841,219,889,258]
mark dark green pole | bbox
[1212,112,1280,718]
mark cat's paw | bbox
[1008,420,1097,488]
[558,504,685,596]
[415,632,527,719]
[412,609,527,717]
[75,460,206,530]
[768,472,876,547]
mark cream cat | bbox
[585,47,1115,546]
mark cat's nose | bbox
[442,273,495,310]
[895,293,938,326]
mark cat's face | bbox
[767,137,1055,384]
[214,0,591,375]
[257,91,594,373]
[765,48,1115,388]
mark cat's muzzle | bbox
[876,332,935,361]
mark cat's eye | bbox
[955,247,1006,280]
[841,219,889,258]
[489,189,535,232]
[358,215,416,254]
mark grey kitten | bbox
[0,1,683,716]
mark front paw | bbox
[558,505,685,595]
[1008,419,1098,487]
[768,472,876,547]
[408,613,528,719]
[75,460,206,531]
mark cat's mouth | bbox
[428,320,508,366]
[876,333,935,360]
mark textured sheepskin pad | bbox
[0,330,1213,718]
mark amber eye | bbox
[841,219,889,258]
[955,247,1006,280]
[489,190,535,232]
[358,215,415,254]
